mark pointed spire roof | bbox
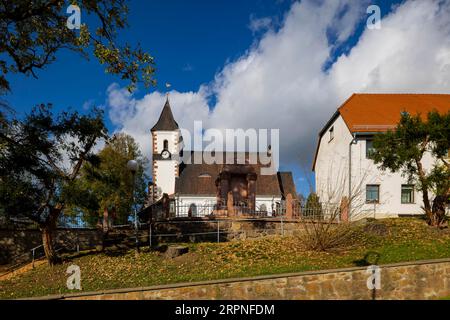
[151,97,179,131]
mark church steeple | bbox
[151,97,179,132]
[150,97,180,197]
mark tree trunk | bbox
[41,225,58,266]
[420,185,434,225]
[102,206,109,233]
[416,159,435,226]
[432,195,447,228]
[40,208,61,265]
[98,206,110,252]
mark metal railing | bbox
[1,244,54,277]
[292,203,341,222]
[142,218,292,247]
[172,203,277,219]
[0,237,96,277]
[0,203,341,276]
[0,201,343,231]
[167,202,340,221]
[0,215,98,230]
[57,215,98,229]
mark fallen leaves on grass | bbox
[2,217,450,299]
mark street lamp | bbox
[127,159,139,254]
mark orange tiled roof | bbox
[339,94,450,133]
[312,93,450,171]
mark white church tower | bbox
[151,98,181,197]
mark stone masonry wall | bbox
[1,220,302,264]
[148,219,305,243]
[47,258,450,300]
[0,229,102,265]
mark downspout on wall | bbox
[348,133,357,220]
[348,132,381,220]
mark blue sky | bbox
[6,0,292,116]
[4,0,450,197]
[6,0,400,115]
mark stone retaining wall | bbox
[36,258,450,300]
[0,229,102,265]
[149,219,305,243]
[1,220,303,264]
[1,220,304,264]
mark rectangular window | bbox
[366,139,375,158]
[169,200,175,215]
[366,185,380,203]
[401,185,414,204]
[329,126,334,142]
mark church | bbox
[149,99,297,217]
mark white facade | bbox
[152,129,181,196]
[150,100,295,216]
[176,195,282,217]
[152,126,286,213]
[255,196,282,215]
[314,114,436,220]
[176,196,216,217]
[153,131,179,155]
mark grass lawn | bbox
[1,217,450,299]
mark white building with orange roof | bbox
[312,94,450,220]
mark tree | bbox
[370,110,450,227]
[304,193,322,218]
[0,104,107,264]
[0,0,155,94]
[70,133,148,226]
[0,1,155,264]
[297,193,306,206]
[301,164,369,251]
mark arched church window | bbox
[163,139,168,150]
[188,203,197,217]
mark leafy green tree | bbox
[0,1,156,264]
[70,133,148,226]
[0,104,107,264]
[0,0,156,94]
[370,111,450,227]
[305,192,323,218]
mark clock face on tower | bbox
[161,149,171,159]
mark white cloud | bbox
[329,0,450,97]
[107,85,210,160]
[107,83,137,126]
[204,0,378,162]
[248,15,272,34]
[82,99,95,111]
[105,0,450,175]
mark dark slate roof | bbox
[151,99,179,131]
[277,172,298,200]
[175,152,297,197]
[175,162,222,196]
